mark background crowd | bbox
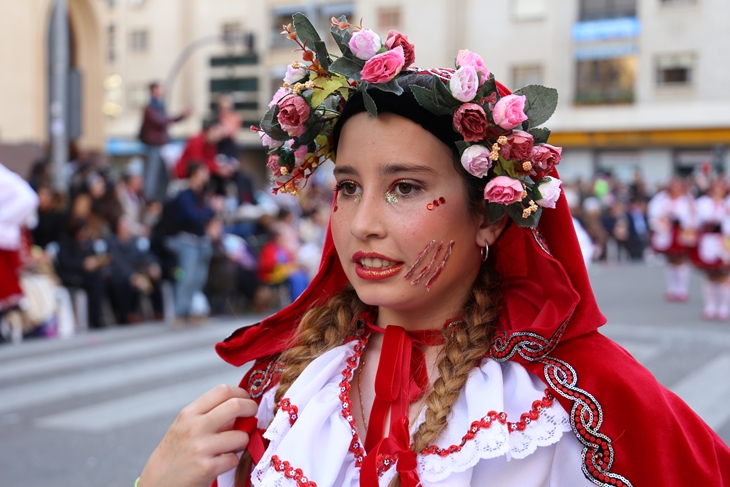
[0,83,725,342]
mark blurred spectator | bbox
[627,198,650,260]
[165,163,223,322]
[174,118,231,181]
[582,197,609,261]
[118,157,162,237]
[139,82,190,202]
[257,217,309,303]
[214,94,242,159]
[107,215,163,324]
[601,200,631,262]
[55,217,110,328]
[31,185,66,249]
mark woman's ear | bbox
[475,213,508,248]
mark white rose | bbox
[535,176,562,209]
[460,145,492,178]
[348,29,382,60]
[283,63,308,84]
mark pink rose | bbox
[453,103,488,142]
[277,94,310,137]
[283,63,308,84]
[535,176,562,209]
[456,49,489,85]
[268,87,290,108]
[259,132,284,150]
[484,176,524,205]
[349,29,382,60]
[294,145,308,163]
[492,94,528,130]
[531,143,562,172]
[501,130,534,162]
[449,66,479,102]
[267,154,283,177]
[385,30,415,67]
[361,46,406,83]
[460,145,492,178]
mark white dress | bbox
[647,191,696,251]
[217,338,594,487]
[695,195,730,266]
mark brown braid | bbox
[234,286,365,486]
[389,263,500,487]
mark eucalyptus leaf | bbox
[292,13,322,46]
[362,89,378,117]
[260,105,289,141]
[432,76,461,109]
[330,57,364,80]
[529,127,551,145]
[330,30,350,56]
[513,85,558,128]
[293,121,322,147]
[455,141,470,155]
[411,85,452,116]
[486,203,507,224]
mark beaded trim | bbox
[531,227,553,257]
[271,455,317,487]
[489,310,572,363]
[541,357,632,487]
[278,398,299,426]
[420,389,554,457]
[248,356,285,399]
[338,336,369,467]
[376,453,397,476]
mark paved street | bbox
[1,263,729,487]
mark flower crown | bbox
[255,13,563,227]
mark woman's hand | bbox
[138,384,257,487]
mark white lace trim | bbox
[416,399,572,483]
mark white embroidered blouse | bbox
[217,338,594,487]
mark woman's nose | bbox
[349,191,387,240]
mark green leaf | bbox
[362,88,377,117]
[330,29,349,56]
[372,79,404,96]
[506,203,542,228]
[492,164,504,176]
[486,202,507,224]
[432,76,461,109]
[260,105,289,141]
[293,120,322,147]
[313,40,330,71]
[498,156,518,179]
[292,12,322,47]
[411,85,452,116]
[330,56,364,80]
[529,127,551,145]
[455,141,470,155]
[513,85,559,128]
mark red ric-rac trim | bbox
[271,455,317,487]
[278,398,299,426]
[420,389,555,456]
[376,453,397,475]
[338,336,369,467]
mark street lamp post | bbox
[50,0,69,193]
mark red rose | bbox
[502,130,534,162]
[385,30,416,68]
[453,103,488,142]
[277,94,310,137]
[531,143,562,172]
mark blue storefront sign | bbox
[572,17,641,42]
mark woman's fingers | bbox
[184,384,250,416]
[205,396,258,433]
[208,430,250,455]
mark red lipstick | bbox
[352,251,404,281]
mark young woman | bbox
[138,16,730,487]
[692,178,730,320]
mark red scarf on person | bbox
[214,85,730,487]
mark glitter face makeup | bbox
[354,194,363,204]
[384,192,399,205]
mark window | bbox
[378,7,402,31]
[513,0,547,21]
[575,57,636,104]
[579,0,636,21]
[222,22,243,46]
[127,84,148,110]
[656,54,694,86]
[271,8,298,48]
[130,29,149,52]
[512,65,543,89]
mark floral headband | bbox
[255,13,563,227]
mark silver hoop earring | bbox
[481,241,489,262]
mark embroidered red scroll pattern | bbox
[419,389,554,457]
[271,455,317,487]
[278,398,299,426]
[542,357,632,487]
[247,356,285,399]
[338,336,369,467]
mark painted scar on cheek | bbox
[403,240,437,279]
[425,240,455,290]
[412,241,444,285]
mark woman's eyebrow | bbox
[380,163,437,176]
[333,165,358,177]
